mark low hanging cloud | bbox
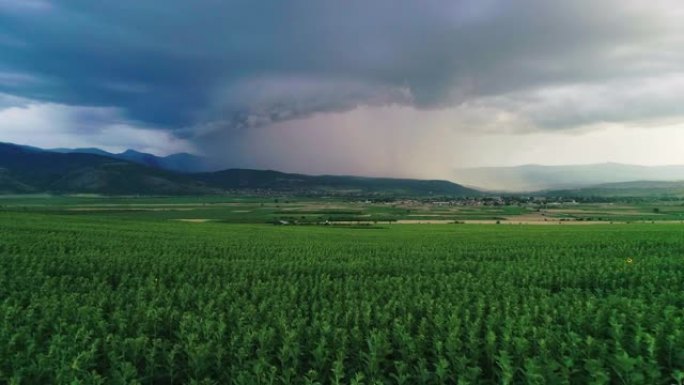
[190,75,413,138]
[0,94,192,154]
[1,0,684,174]
[448,73,684,133]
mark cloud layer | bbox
[1,0,684,175]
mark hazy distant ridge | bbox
[453,163,684,191]
[548,180,684,198]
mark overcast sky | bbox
[1,0,684,178]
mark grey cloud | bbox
[0,71,43,87]
[0,0,52,13]
[0,0,683,149]
[466,74,684,131]
[0,93,192,154]
[0,92,30,109]
[193,76,413,138]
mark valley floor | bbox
[1,197,684,384]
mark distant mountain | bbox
[0,142,216,195]
[51,147,215,173]
[198,169,479,196]
[0,142,477,196]
[548,180,684,198]
[453,163,684,192]
[116,149,164,169]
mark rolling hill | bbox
[0,142,478,196]
[198,169,478,195]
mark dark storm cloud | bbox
[1,0,683,139]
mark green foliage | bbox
[1,212,684,384]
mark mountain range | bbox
[453,163,684,192]
[547,180,684,198]
[49,147,216,173]
[5,142,684,197]
[0,142,478,196]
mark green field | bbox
[2,199,684,384]
[3,195,684,224]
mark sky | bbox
[1,0,684,179]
